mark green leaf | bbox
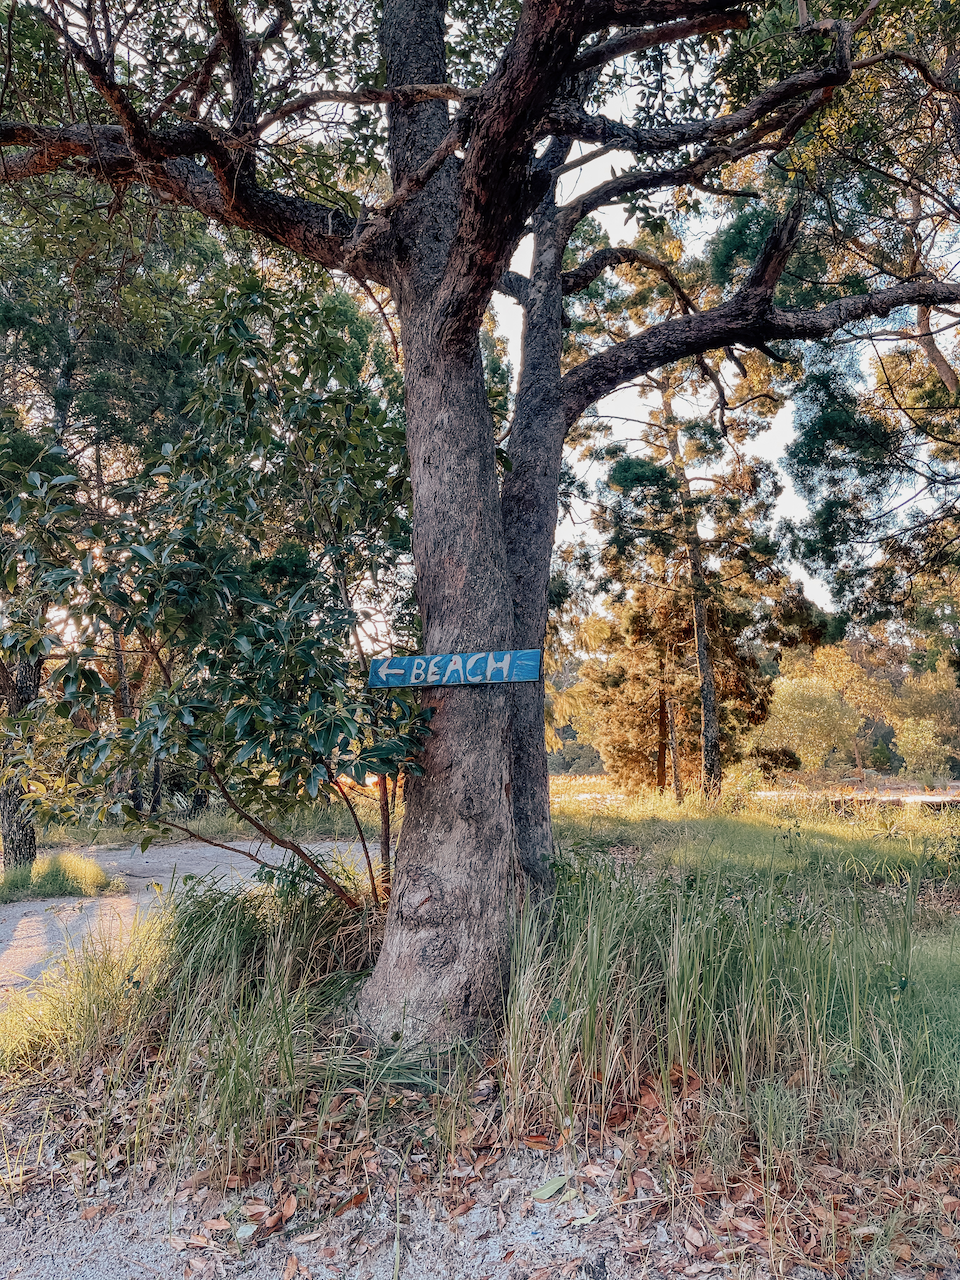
[531,1176,569,1201]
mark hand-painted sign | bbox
[367,648,541,689]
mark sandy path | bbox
[0,838,363,990]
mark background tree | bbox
[3,277,426,896]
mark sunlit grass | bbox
[0,851,115,904]
[549,774,960,881]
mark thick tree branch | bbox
[916,305,960,396]
[561,245,696,308]
[0,120,370,274]
[496,270,532,307]
[562,274,960,428]
[546,23,852,155]
[209,0,256,182]
[435,0,749,345]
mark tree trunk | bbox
[357,0,563,1044]
[668,700,684,804]
[665,422,722,797]
[656,671,668,793]
[0,775,38,870]
[357,336,521,1046]
[501,210,566,899]
[111,621,144,814]
[0,654,44,871]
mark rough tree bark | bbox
[0,655,44,870]
[656,663,668,794]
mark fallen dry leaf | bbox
[282,1193,298,1222]
[333,1191,368,1217]
[282,1256,299,1280]
[450,1199,477,1218]
[685,1225,705,1249]
[202,1218,230,1232]
[521,1134,553,1151]
[79,1205,101,1221]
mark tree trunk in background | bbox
[0,654,44,871]
[668,701,684,804]
[0,775,38,870]
[665,422,722,797]
[656,674,668,793]
[111,621,144,814]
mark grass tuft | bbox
[0,852,115,904]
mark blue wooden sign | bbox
[367,648,541,689]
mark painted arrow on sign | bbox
[367,649,541,689]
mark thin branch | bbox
[570,11,749,74]
[328,771,379,904]
[203,759,361,907]
[256,82,474,135]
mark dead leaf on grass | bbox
[202,1218,231,1231]
[282,1256,299,1280]
[449,1199,476,1217]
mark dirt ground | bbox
[0,838,350,990]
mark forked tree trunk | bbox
[357,1,567,1044]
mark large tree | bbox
[3,0,960,1043]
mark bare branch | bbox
[561,246,697,309]
[257,82,473,135]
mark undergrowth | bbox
[3,789,960,1273]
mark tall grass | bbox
[3,788,960,1199]
[504,853,960,1175]
[0,868,437,1185]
